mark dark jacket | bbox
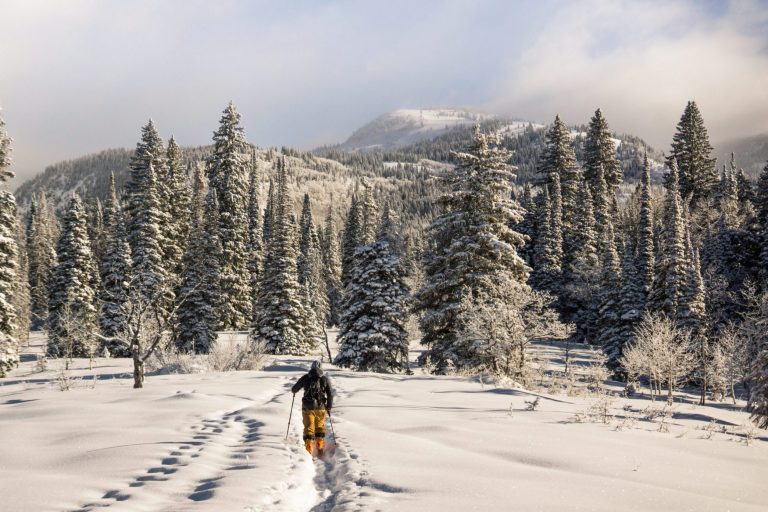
[291,368,333,410]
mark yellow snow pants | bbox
[302,408,326,440]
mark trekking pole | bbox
[326,408,336,440]
[285,393,296,441]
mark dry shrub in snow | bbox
[456,283,567,384]
[621,313,694,403]
[147,337,268,374]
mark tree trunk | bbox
[132,351,144,389]
[667,371,674,404]
[322,325,332,363]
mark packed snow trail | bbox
[1,336,767,511]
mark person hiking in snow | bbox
[291,360,333,457]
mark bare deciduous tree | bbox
[621,313,694,404]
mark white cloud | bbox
[488,0,768,150]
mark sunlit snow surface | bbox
[1,333,766,511]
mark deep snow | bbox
[1,333,766,512]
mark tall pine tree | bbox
[253,158,314,354]
[98,197,132,356]
[584,108,622,198]
[207,103,252,329]
[335,205,411,373]
[47,196,98,359]
[665,101,717,206]
[416,126,529,372]
[0,115,19,376]
[175,186,222,353]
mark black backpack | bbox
[306,375,324,403]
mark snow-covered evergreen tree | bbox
[565,178,600,340]
[359,182,379,246]
[637,155,655,301]
[540,115,580,266]
[27,192,58,330]
[246,156,264,320]
[206,102,251,329]
[127,122,170,307]
[0,115,19,376]
[341,194,362,288]
[665,101,717,207]
[649,160,688,319]
[321,208,343,326]
[335,205,411,373]
[604,239,644,374]
[531,183,562,292]
[175,186,221,353]
[517,183,536,266]
[13,212,30,346]
[98,195,131,356]
[584,109,621,198]
[164,137,191,288]
[416,125,530,373]
[253,159,314,354]
[47,196,98,359]
[297,193,330,330]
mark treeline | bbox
[1,99,767,428]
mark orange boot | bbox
[304,439,314,456]
[316,438,325,458]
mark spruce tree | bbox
[335,206,411,373]
[246,158,264,320]
[517,184,536,265]
[416,125,529,372]
[341,194,362,288]
[636,155,655,301]
[584,109,621,198]
[322,208,343,326]
[253,159,313,354]
[0,115,18,376]
[679,227,707,334]
[359,183,379,246]
[297,193,330,330]
[665,101,717,206]
[13,212,30,347]
[175,187,221,353]
[127,122,170,306]
[604,240,644,374]
[207,102,251,329]
[175,187,223,354]
[565,178,600,340]
[98,199,131,356]
[539,115,580,265]
[531,182,562,292]
[164,137,191,288]
[649,160,688,319]
[27,193,59,330]
[47,196,98,359]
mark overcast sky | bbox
[1,0,767,185]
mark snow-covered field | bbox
[1,334,767,512]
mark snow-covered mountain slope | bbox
[338,108,497,150]
[2,334,765,512]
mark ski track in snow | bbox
[4,335,766,512]
[64,375,389,512]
